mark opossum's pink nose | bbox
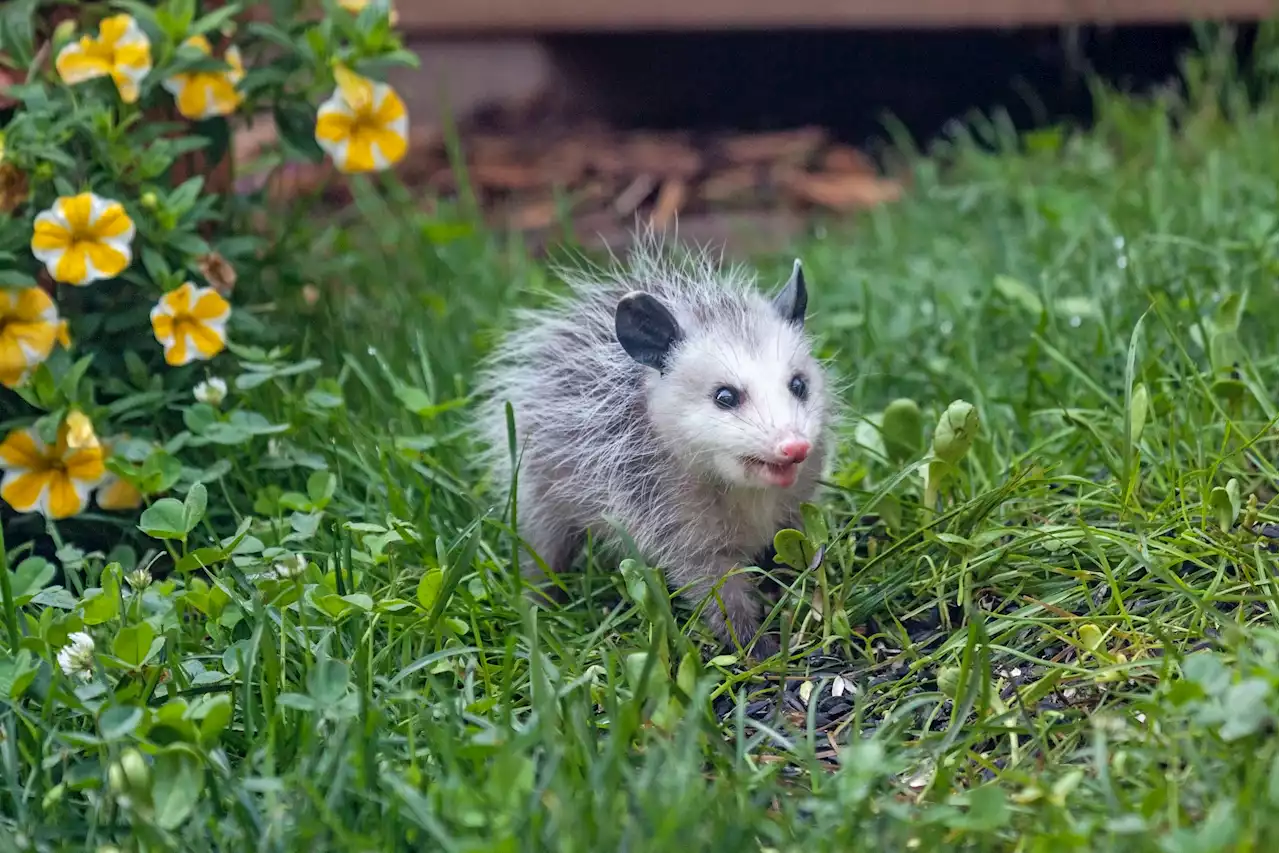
[777,439,811,463]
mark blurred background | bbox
[233,1,1270,255]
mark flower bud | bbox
[140,191,159,210]
[52,20,78,50]
[881,397,923,464]
[931,400,979,465]
[937,665,961,698]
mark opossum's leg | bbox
[512,481,580,604]
[677,561,779,660]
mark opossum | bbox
[469,237,834,658]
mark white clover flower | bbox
[193,377,227,406]
[272,553,307,579]
[57,631,96,681]
[125,568,152,590]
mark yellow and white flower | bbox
[54,14,152,104]
[0,287,71,389]
[314,66,409,174]
[162,35,244,119]
[0,421,106,519]
[31,192,135,286]
[149,282,231,367]
[338,0,400,24]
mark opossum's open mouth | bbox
[741,456,801,488]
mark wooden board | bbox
[394,0,1274,34]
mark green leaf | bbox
[138,498,189,540]
[993,275,1044,316]
[618,558,648,606]
[99,703,144,740]
[8,557,54,605]
[772,528,811,571]
[0,650,39,700]
[174,546,231,573]
[1128,382,1149,447]
[1209,479,1242,532]
[962,785,1010,831]
[80,566,122,625]
[799,502,829,546]
[416,568,444,612]
[190,694,233,745]
[273,101,324,162]
[1217,679,1275,741]
[112,622,158,667]
[151,747,204,830]
[182,482,208,532]
[307,471,336,508]
[307,658,350,706]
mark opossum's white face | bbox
[615,261,826,490]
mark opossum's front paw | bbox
[700,574,780,661]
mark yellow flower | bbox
[0,421,106,519]
[0,287,72,389]
[149,282,231,367]
[161,35,244,119]
[315,66,409,174]
[54,14,152,104]
[337,0,400,24]
[31,192,136,286]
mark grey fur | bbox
[468,233,834,658]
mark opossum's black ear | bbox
[616,291,682,373]
[772,259,808,327]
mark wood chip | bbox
[506,198,559,231]
[470,162,543,191]
[820,144,878,175]
[721,127,827,165]
[613,173,657,217]
[650,179,687,230]
[777,169,904,210]
[594,135,702,179]
[700,167,760,205]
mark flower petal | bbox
[46,472,89,519]
[373,83,407,124]
[163,331,192,366]
[186,323,227,359]
[151,313,174,342]
[160,283,194,315]
[58,193,95,232]
[0,429,45,469]
[2,469,51,513]
[175,78,212,119]
[190,288,230,322]
[83,240,131,280]
[64,447,106,482]
[56,42,112,85]
[53,245,91,286]
[89,198,134,239]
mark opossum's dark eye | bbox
[789,374,809,401]
[713,386,741,410]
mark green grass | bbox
[3,28,1278,853]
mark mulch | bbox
[234,91,906,254]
